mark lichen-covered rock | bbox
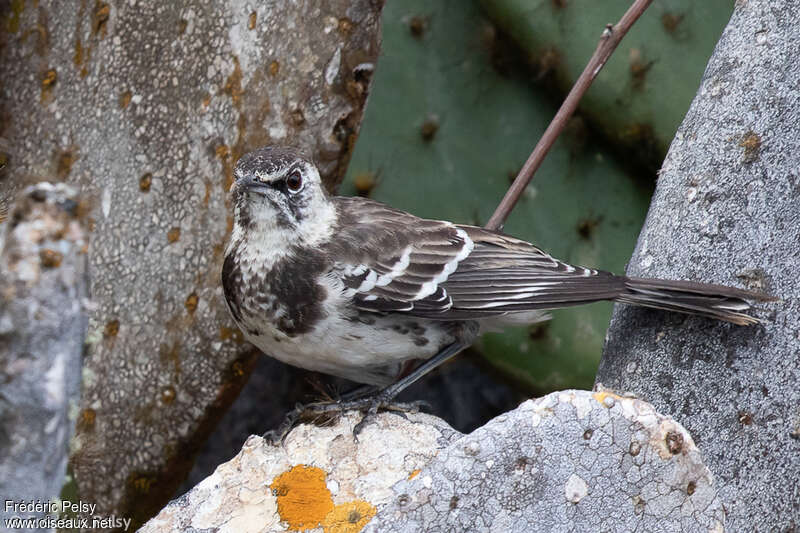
[598,1,800,530]
[140,412,460,533]
[0,183,89,528]
[370,390,724,532]
[144,391,723,532]
[0,1,382,526]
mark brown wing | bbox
[326,197,470,314]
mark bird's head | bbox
[230,146,336,247]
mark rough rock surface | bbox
[141,412,460,533]
[597,1,800,530]
[0,1,382,526]
[369,390,723,532]
[0,183,89,528]
[144,391,723,532]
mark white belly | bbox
[243,311,450,386]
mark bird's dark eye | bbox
[286,170,303,193]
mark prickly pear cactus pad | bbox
[480,0,734,169]
[341,0,652,392]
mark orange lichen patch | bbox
[39,249,63,268]
[219,326,244,344]
[215,144,231,160]
[104,319,120,337]
[160,385,176,404]
[224,56,244,106]
[93,1,110,37]
[269,60,280,76]
[56,149,76,179]
[77,407,97,431]
[202,180,211,207]
[248,11,257,30]
[408,469,421,480]
[321,500,376,533]
[270,465,335,531]
[230,359,246,378]
[593,390,622,406]
[73,38,84,66]
[167,227,181,243]
[120,90,132,109]
[738,130,762,163]
[337,17,353,35]
[41,68,57,102]
[139,172,152,192]
[184,292,198,313]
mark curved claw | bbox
[263,396,430,444]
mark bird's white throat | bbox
[229,193,338,268]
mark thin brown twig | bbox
[484,0,654,231]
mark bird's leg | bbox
[266,338,473,442]
[308,340,471,436]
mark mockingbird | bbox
[222,146,770,429]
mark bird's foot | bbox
[306,394,430,438]
[263,394,429,445]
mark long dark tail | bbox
[615,277,775,326]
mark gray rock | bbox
[370,390,724,532]
[0,183,89,531]
[145,391,724,532]
[0,0,382,526]
[597,1,800,530]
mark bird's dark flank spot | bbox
[413,337,429,347]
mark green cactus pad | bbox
[480,0,734,170]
